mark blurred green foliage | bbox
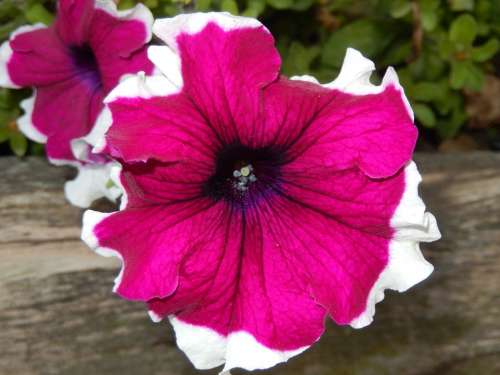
[1,0,499,156]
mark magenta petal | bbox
[277,163,406,324]
[105,95,217,164]
[90,7,154,90]
[147,202,326,352]
[56,0,94,45]
[264,78,417,178]
[174,22,281,143]
[8,26,73,87]
[119,159,211,208]
[35,79,104,162]
[89,199,231,301]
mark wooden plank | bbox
[0,154,499,375]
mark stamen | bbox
[233,164,256,192]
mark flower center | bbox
[232,164,257,192]
[204,143,283,208]
[69,43,102,89]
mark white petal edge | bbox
[94,73,180,153]
[0,40,18,88]
[95,0,154,44]
[104,72,179,103]
[0,23,47,88]
[17,89,47,143]
[295,48,413,120]
[81,209,124,293]
[109,162,128,210]
[65,162,121,208]
[168,316,310,373]
[72,107,113,159]
[290,75,319,84]
[147,45,183,88]
[152,12,264,53]
[350,161,441,329]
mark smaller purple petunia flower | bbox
[0,0,155,207]
[81,12,441,373]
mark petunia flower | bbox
[0,0,154,207]
[81,13,441,373]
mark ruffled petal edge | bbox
[152,12,264,53]
[0,39,18,88]
[89,73,181,154]
[0,23,47,88]
[65,161,122,208]
[293,48,413,121]
[158,316,311,373]
[350,161,441,328]
[82,209,125,291]
[95,0,153,44]
[17,89,47,143]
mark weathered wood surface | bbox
[0,154,499,375]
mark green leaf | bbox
[390,0,411,18]
[471,38,499,62]
[289,0,314,11]
[322,20,395,68]
[266,0,293,9]
[420,0,440,30]
[422,11,438,31]
[463,62,484,90]
[449,14,478,49]
[242,0,266,17]
[450,60,484,90]
[450,60,468,89]
[25,4,54,25]
[221,0,238,14]
[0,127,9,143]
[437,100,467,138]
[414,103,437,127]
[380,41,412,65]
[162,4,179,16]
[9,131,27,157]
[0,89,12,109]
[410,81,448,102]
[143,0,159,9]
[195,0,212,11]
[118,0,136,11]
[449,0,475,11]
[408,51,446,81]
[282,41,320,76]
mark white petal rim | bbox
[97,73,180,154]
[0,23,47,89]
[316,48,414,120]
[152,12,265,53]
[72,107,113,157]
[0,40,18,88]
[82,210,124,293]
[104,72,179,103]
[168,316,311,373]
[350,161,441,329]
[65,162,122,208]
[147,45,183,88]
[17,89,47,143]
[95,0,154,43]
[109,162,128,210]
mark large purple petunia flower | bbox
[0,0,154,207]
[81,13,440,372]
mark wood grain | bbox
[0,154,499,375]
